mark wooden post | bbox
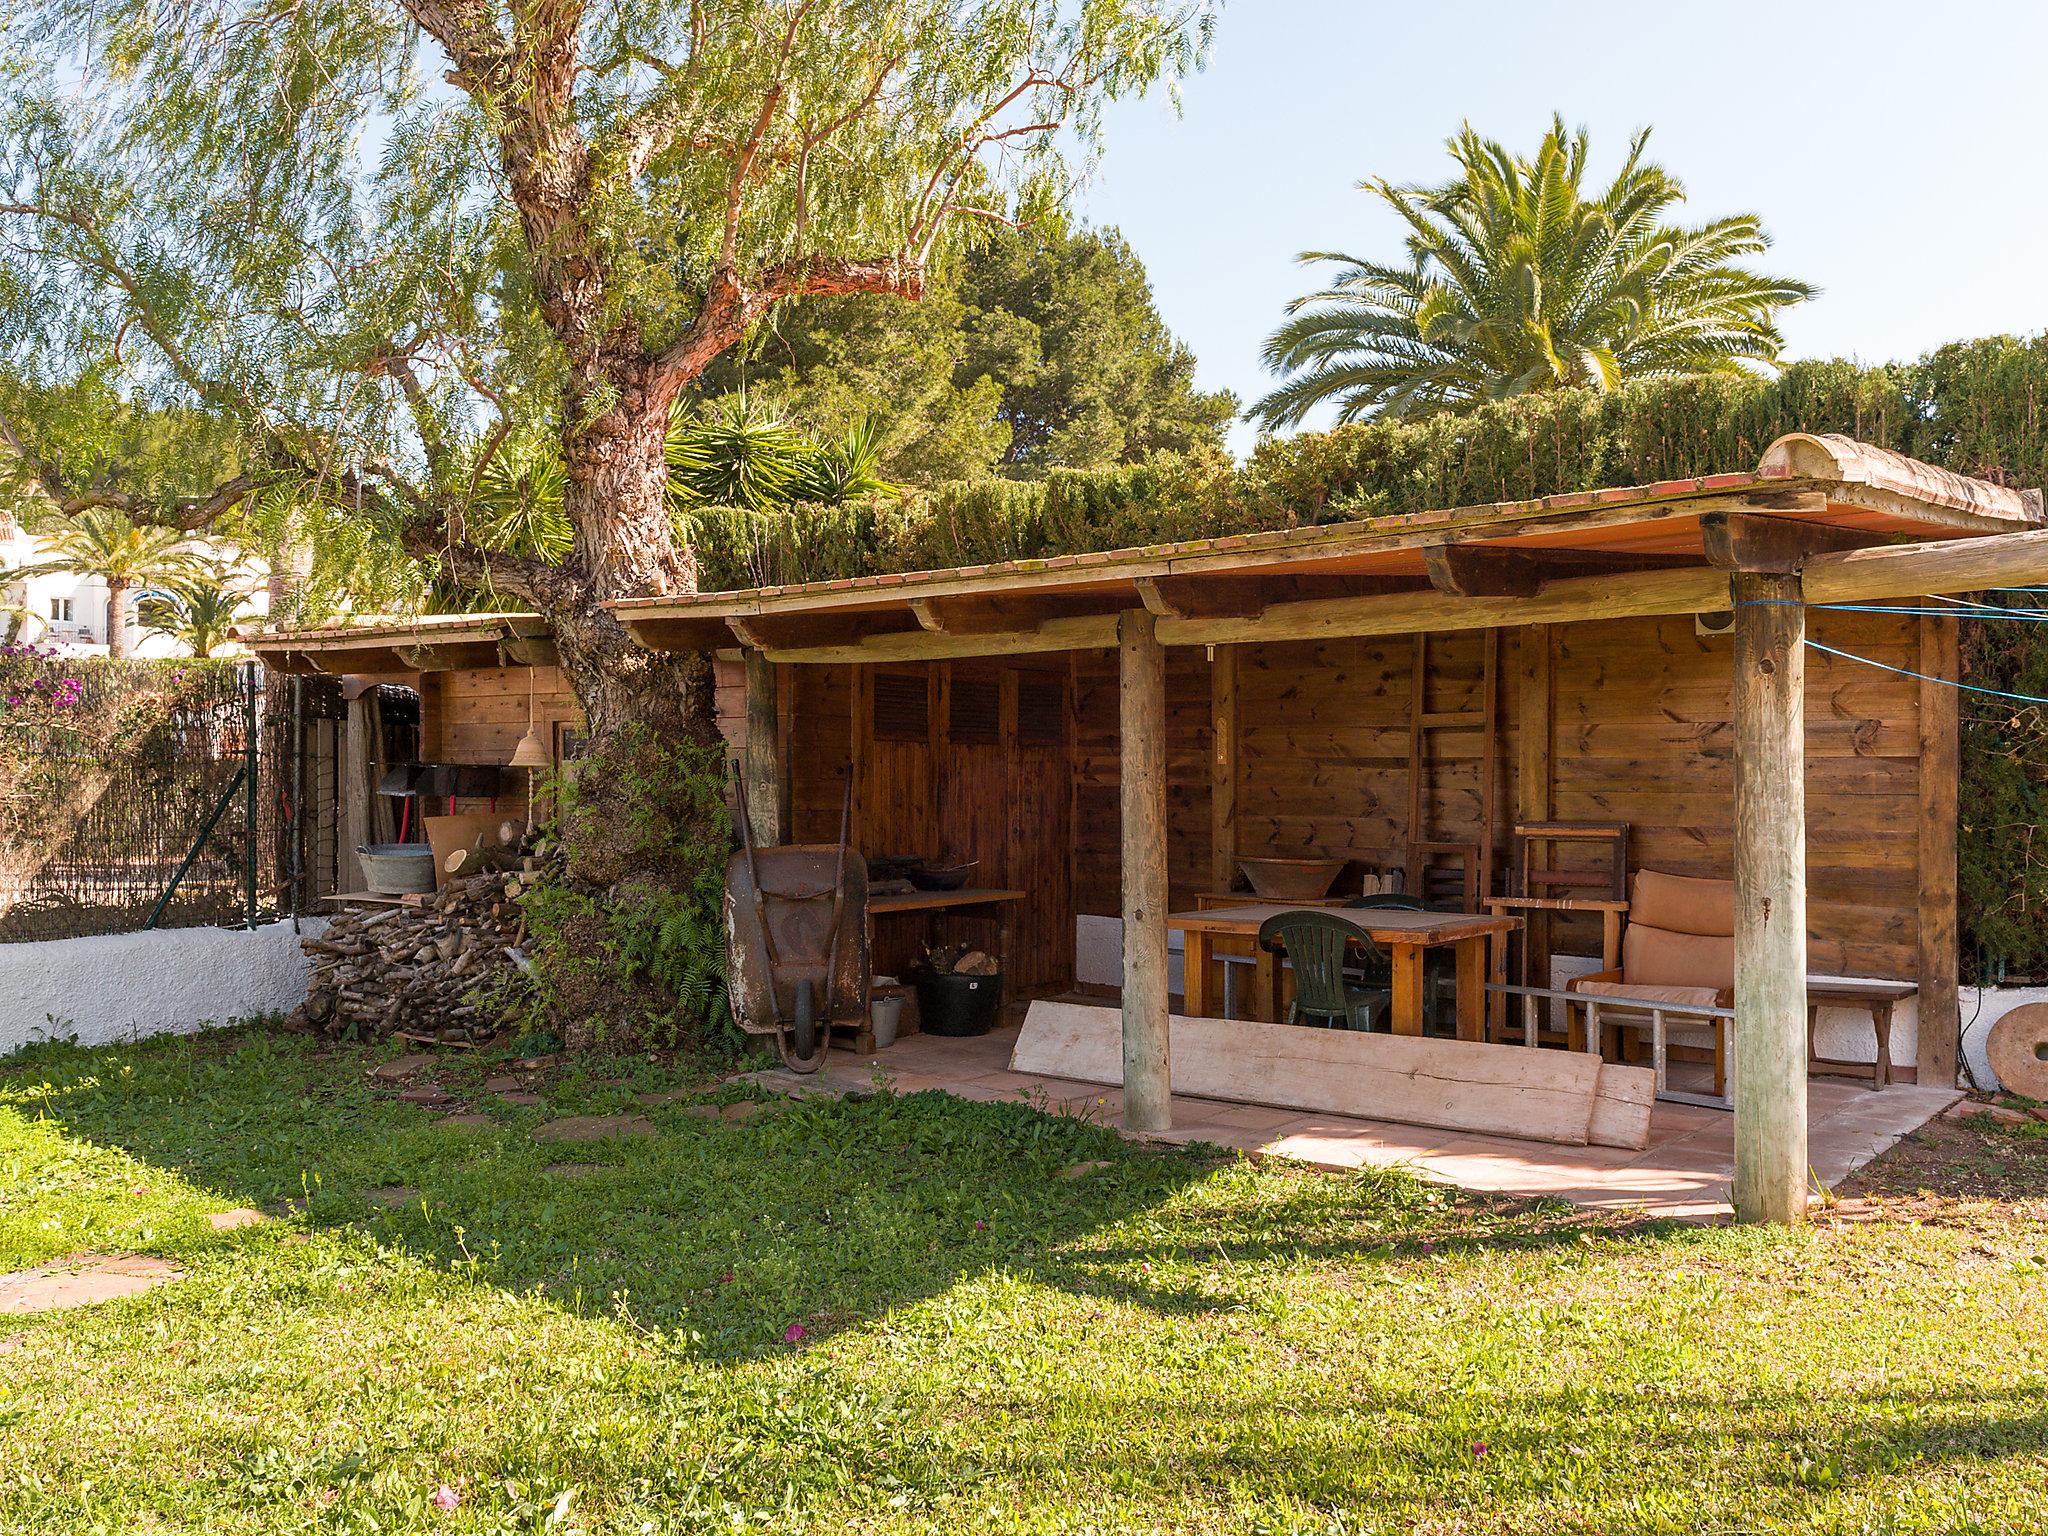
[341,691,374,892]
[1119,608,1172,1132]
[1209,645,1237,892]
[1513,625,1555,1030]
[1732,571,1808,1224]
[742,649,784,844]
[1917,614,1961,1087]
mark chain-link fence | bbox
[0,657,335,943]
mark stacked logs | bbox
[292,869,535,1044]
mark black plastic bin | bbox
[915,967,1004,1037]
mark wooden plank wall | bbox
[777,606,1930,994]
[1069,609,1924,982]
[1547,609,1921,979]
[1073,647,1213,914]
[781,658,1075,993]
[419,666,582,766]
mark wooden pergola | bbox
[611,433,2048,1223]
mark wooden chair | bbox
[1566,870,1735,1095]
[1257,911,1393,1033]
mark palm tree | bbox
[1251,118,1817,428]
[14,508,204,657]
[136,559,258,657]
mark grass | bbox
[0,1029,2045,1534]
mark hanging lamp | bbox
[508,663,550,828]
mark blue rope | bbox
[1806,640,2048,707]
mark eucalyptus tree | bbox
[0,0,1213,744]
[1252,117,1815,428]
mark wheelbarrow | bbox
[724,762,869,1072]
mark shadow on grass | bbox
[0,1028,1695,1363]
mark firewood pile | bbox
[291,861,550,1045]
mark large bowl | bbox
[907,862,975,892]
[1238,856,1345,902]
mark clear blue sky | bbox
[1074,0,2048,453]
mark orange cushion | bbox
[1630,870,1735,937]
[1574,979,1723,1010]
[1622,921,1734,991]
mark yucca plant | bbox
[790,415,900,505]
[665,395,811,515]
[1253,117,1816,427]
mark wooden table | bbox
[1167,903,1519,1041]
[1807,978,1917,1089]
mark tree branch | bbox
[646,253,924,397]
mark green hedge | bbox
[693,334,2048,980]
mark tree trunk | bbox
[105,580,130,659]
[528,388,724,891]
[266,518,314,625]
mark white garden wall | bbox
[0,920,324,1057]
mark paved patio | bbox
[748,1021,1960,1221]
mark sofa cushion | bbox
[1622,921,1734,991]
[1630,870,1735,937]
[1574,978,1723,1010]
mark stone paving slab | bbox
[532,1114,654,1143]
[0,1255,184,1315]
[206,1208,268,1232]
[369,1055,437,1082]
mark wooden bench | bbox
[1807,979,1917,1090]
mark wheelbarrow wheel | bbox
[783,980,825,1073]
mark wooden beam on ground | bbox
[1702,508,1886,573]
[1732,569,1808,1224]
[1118,608,1172,1133]
[1011,1000,1656,1150]
[741,650,784,845]
[1918,614,1961,1088]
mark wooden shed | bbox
[611,433,2048,1222]
[251,612,587,894]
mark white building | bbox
[0,509,271,656]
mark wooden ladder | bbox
[1404,629,1501,910]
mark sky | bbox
[1073,0,2048,453]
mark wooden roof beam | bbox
[1137,572,1428,620]
[727,610,919,651]
[391,640,505,672]
[622,614,740,652]
[908,594,1076,634]
[1702,506,1889,574]
[1424,544,1706,597]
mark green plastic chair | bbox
[1256,910,1394,1032]
[1345,895,1454,1036]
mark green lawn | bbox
[2,1030,2045,1535]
